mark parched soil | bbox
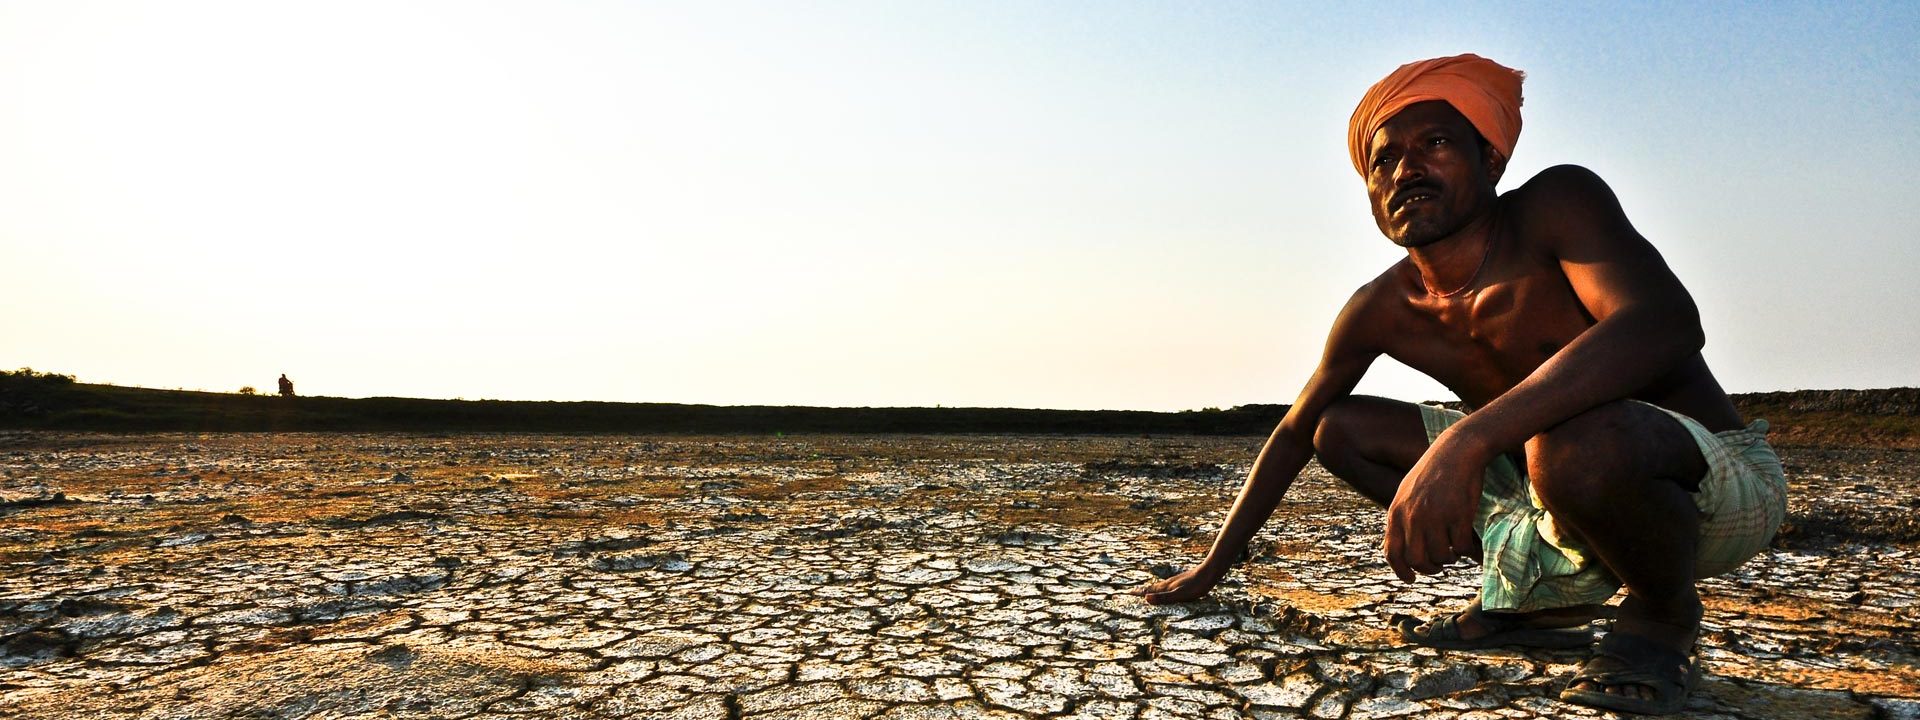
[0,432,1914,719]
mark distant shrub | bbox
[238,386,257,395]
[1,368,76,386]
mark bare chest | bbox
[1389,270,1594,401]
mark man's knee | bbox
[1313,396,1396,461]
[1311,399,1360,463]
[1313,395,1425,473]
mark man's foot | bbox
[1398,600,1601,650]
[1560,598,1703,714]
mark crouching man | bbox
[1138,54,1786,715]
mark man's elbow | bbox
[1601,305,1705,364]
[1665,302,1708,355]
[1648,308,1707,358]
[1680,322,1707,355]
[1274,410,1323,447]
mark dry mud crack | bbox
[1,433,1915,719]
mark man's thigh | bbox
[1524,400,1709,494]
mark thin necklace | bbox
[1425,234,1494,298]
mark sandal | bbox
[1396,609,1594,650]
[1559,631,1699,715]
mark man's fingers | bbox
[1139,577,1178,597]
[1409,559,1441,576]
[1383,517,1414,582]
[1416,525,1459,574]
[1140,570,1199,600]
[1143,582,1201,605]
[1387,554,1414,582]
[1403,516,1446,576]
[1448,522,1481,563]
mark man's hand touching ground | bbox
[1139,564,1226,604]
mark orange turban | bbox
[1348,54,1525,177]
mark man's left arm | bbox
[1385,165,1707,580]
[1448,166,1705,460]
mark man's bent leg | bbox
[1396,403,1605,645]
[1526,401,1709,704]
[1317,401,1606,644]
[1311,395,1427,507]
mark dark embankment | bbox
[0,371,1285,435]
[3,370,1915,444]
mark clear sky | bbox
[3,1,1916,411]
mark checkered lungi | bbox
[1418,401,1788,612]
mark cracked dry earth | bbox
[1,433,1916,720]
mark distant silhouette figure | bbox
[278,374,295,398]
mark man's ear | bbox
[1483,141,1508,187]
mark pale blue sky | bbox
[2,1,1915,410]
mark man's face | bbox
[1364,101,1504,248]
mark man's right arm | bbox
[1140,285,1384,604]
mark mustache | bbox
[1389,182,1443,211]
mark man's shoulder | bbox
[1343,260,1418,317]
[1322,264,1418,355]
[1503,164,1615,210]
[1358,259,1414,295]
[1500,164,1636,249]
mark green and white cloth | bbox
[1418,401,1788,613]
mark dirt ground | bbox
[1,432,1915,719]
